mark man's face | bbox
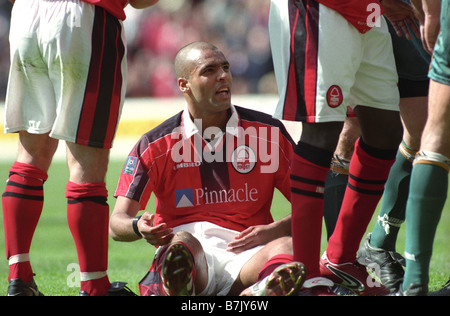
[182,48,233,116]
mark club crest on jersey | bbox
[230,145,256,174]
[123,156,138,175]
[326,85,343,108]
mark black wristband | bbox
[132,216,142,237]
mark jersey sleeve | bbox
[274,123,295,202]
[114,134,155,210]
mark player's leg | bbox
[367,22,430,254]
[137,230,208,296]
[3,133,58,296]
[161,231,209,296]
[322,16,402,295]
[232,236,306,296]
[65,142,112,296]
[52,2,127,296]
[323,116,359,239]
[2,0,60,296]
[402,80,450,295]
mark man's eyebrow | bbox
[199,61,230,72]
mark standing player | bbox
[269,0,403,295]
[2,0,158,296]
[396,0,449,296]
[320,0,431,293]
[110,42,306,296]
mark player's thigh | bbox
[47,2,127,149]
[5,1,58,136]
[421,80,450,157]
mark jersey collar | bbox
[181,104,240,140]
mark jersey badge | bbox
[231,145,256,174]
[326,85,344,108]
[123,156,138,175]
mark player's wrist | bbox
[132,215,143,238]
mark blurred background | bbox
[0,0,276,101]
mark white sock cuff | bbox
[9,253,30,265]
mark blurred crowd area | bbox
[0,0,276,101]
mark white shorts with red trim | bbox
[269,0,399,123]
[165,222,263,296]
[5,0,127,148]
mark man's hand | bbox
[382,0,421,40]
[227,224,279,254]
[137,212,174,246]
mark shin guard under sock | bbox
[370,142,415,251]
[66,181,111,296]
[2,162,48,282]
[403,153,449,289]
[327,139,396,264]
[290,142,333,278]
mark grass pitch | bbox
[0,159,449,296]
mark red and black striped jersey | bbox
[82,0,128,20]
[316,0,384,33]
[115,105,295,232]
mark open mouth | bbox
[216,87,230,97]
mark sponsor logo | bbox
[175,184,258,208]
[175,188,195,208]
[173,161,202,171]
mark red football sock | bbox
[258,254,294,281]
[290,142,333,278]
[66,181,111,296]
[327,139,396,264]
[2,162,47,282]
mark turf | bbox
[0,159,449,296]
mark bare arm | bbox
[128,0,159,9]
[411,0,441,53]
[109,196,174,245]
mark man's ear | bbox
[178,77,190,93]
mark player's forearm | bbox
[109,212,142,242]
[128,0,159,9]
[422,0,441,18]
[270,215,292,237]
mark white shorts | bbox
[269,0,399,123]
[164,222,264,296]
[5,0,127,149]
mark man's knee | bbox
[266,236,293,256]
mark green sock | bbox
[370,148,412,251]
[403,162,448,289]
